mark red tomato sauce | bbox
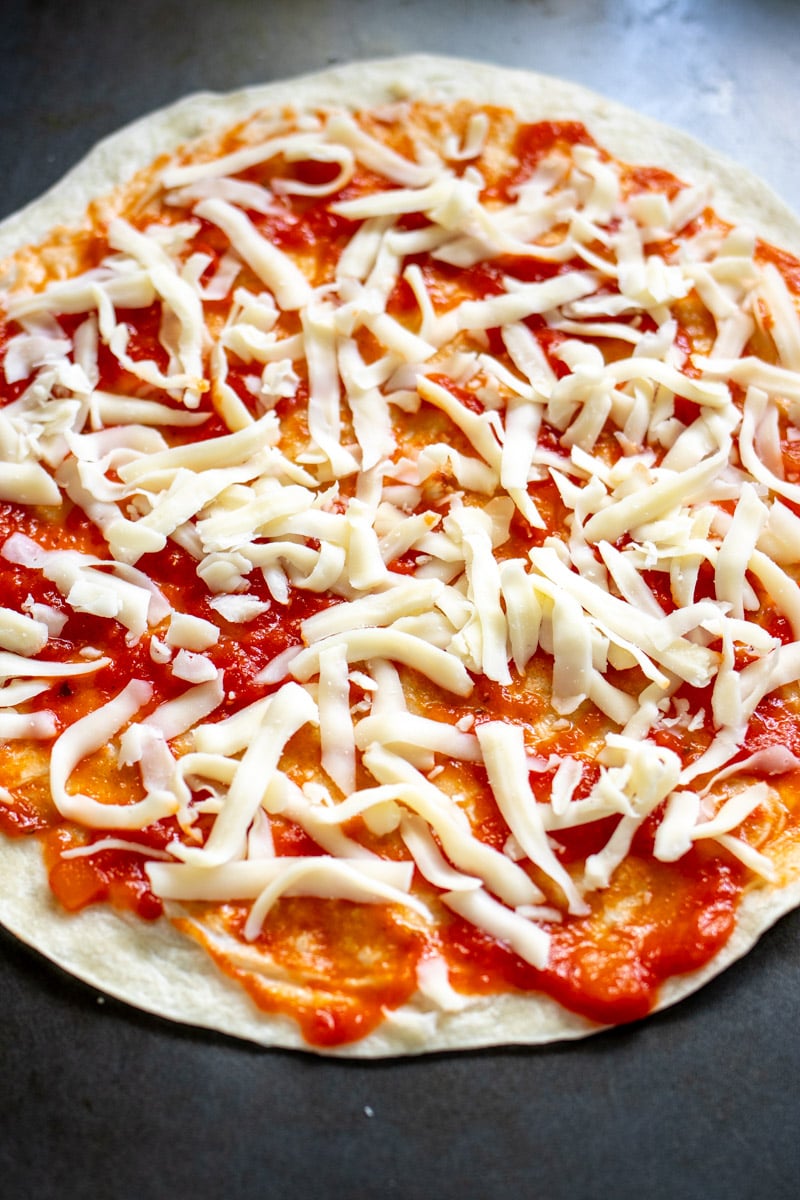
[180,898,430,1047]
[489,120,597,201]
[43,827,164,919]
[440,851,741,1025]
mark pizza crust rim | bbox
[0,54,799,1056]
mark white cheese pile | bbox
[1,101,798,985]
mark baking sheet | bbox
[2,1,800,1195]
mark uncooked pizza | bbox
[1,56,800,1055]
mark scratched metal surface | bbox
[1,2,799,1197]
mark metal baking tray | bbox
[2,3,799,1196]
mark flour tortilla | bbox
[1,55,800,1057]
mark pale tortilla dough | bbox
[1,55,799,1057]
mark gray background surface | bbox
[1,2,799,1198]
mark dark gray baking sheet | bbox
[1,3,800,1197]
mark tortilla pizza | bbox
[1,56,800,1055]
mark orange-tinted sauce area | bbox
[183,898,431,1047]
[1,108,800,1046]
